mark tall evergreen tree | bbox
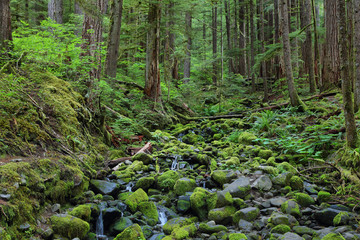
[0,0,12,50]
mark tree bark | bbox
[169,1,178,81]
[238,0,246,76]
[279,0,306,110]
[354,0,360,112]
[48,0,63,24]
[290,0,299,73]
[75,1,83,15]
[212,5,218,85]
[224,0,235,74]
[274,0,281,80]
[105,0,124,79]
[338,0,357,148]
[183,11,192,82]
[260,0,268,101]
[300,0,316,93]
[249,0,256,92]
[0,0,12,50]
[311,0,319,86]
[144,0,162,103]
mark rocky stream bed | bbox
[34,120,360,240]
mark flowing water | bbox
[171,155,179,170]
[125,182,134,192]
[159,211,167,226]
[96,205,107,240]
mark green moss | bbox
[199,222,227,233]
[208,206,236,223]
[333,212,350,226]
[270,224,291,234]
[225,157,240,166]
[170,223,197,240]
[238,132,256,145]
[50,214,90,239]
[138,202,159,226]
[318,191,331,203]
[132,153,153,165]
[211,171,228,186]
[163,217,193,235]
[233,207,259,223]
[280,200,301,218]
[258,149,273,159]
[190,188,217,221]
[289,176,304,191]
[125,188,149,212]
[266,157,276,166]
[135,176,155,191]
[277,162,297,174]
[174,178,196,195]
[233,198,247,209]
[321,233,345,240]
[109,150,126,160]
[127,160,144,172]
[294,193,315,207]
[114,224,146,240]
[69,204,91,222]
[157,170,180,191]
[210,159,217,172]
[228,233,248,240]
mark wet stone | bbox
[270,197,287,207]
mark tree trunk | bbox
[75,1,82,15]
[0,0,12,50]
[290,0,299,73]
[224,0,235,74]
[246,2,251,80]
[300,0,316,93]
[24,0,30,22]
[212,5,218,85]
[260,0,268,101]
[48,0,63,24]
[249,0,256,92]
[347,0,355,92]
[279,0,306,110]
[144,0,162,104]
[274,0,281,80]
[321,0,340,91]
[354,0,360,112]
[238,0,246,76]
[311,0,319,86]
[183,11,192,82]
[105,0,123,79]
[169,1,178,81]
[338,0,357,148]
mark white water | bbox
[126,182,134,192]
[171,155,179,170]
[159,211,167,226]
[96,206,107,240]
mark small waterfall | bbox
[171,155,179,170]
[159,211,167,226]
[126,182,134,192]
[96,205,107,240]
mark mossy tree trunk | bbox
[279,0,306,110]
[183,11,192,83]
[338,0,357,148]
[105,0,124,79]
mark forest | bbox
[1,0,360,239]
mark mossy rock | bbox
[321,233,346,240]
[138,201,159,226]
[182,132,203,145]
[277,162,297,174]
[318,191,331,203]
[272,172,293,186]
[114,224,145,240]
[50,214,90,239]
[233,207,260,223]
[169,223,197,240]
[163,217,193,235]
[190,188,218,221]
[110,217,133,235]
[132,153,153,165]
[174,178,196,195]
[211,170,236,186]
[198,222,227,233]
[135,176,155,191]
[238,132,257,145]
[225,157,240,166]
[69,204,92,222]
[228,233,248,240]
[294,193,315,207]
[109,150,126,160]
[125,188,149,212]
[280,200,302,218]
[289,176,304,191]
[208,206,236,224]
[333,212,350,226]
[127,160,144,172]
[157,170,181,191]
[258,149,273,160]
[270,224,291,234]
[194,154,211,165]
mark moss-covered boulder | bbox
[163,217,193,235]
[271,172,293,186]
[211,170,237,186]
[208,206,236,224]
[270,224,291,234]
[225,157,240,166]
[90,179,120,196]
[114,224,145,240]
[169,223,197,240]
[182,132,203,145]
[138,201,159,226]
[277,162,297,174]
[135,176,155,191]
[190,187,217,221]
[238,132,256,145]
[50,214,90,239]
[125,188,149,212]
[258,149,273,159]
[294,192,315,207]
[289,176,304,191]
[198,222,227,233]
[333,212,350,226]
[267,212,298,227]
[69,204,92,222]
[110,217,133,235]
[281,200,302,218]
[321,233,346,240]
[228,233,248,240]
[132,153,153,165]
[127,160,144,172]
[157,170,180,191]
[233,207,260,223]
[318,191,331,203]
[174,178,197,195]
[216,191,234,208]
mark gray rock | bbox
[270,197,287,207]
[103,207,122,228]
[304,182,318,195]
[238,219,253,232]
[216,190,233,208]
[222,177,251,198]
[252,175,272,191]
[0,194,11,200]
[149,233,166,240]
[281,200,302,218]
[90,179,119,196]
[269,212,298,226]
[314,208,344,226]
[110,217,133,235]
[19,222,31,231]
[235,207,260,222]
[279,232,303,240]
[316,227,334,239]
[292,226,316,235]
[211,170,237,186]
[51,203,61,213]
[272,172,293,186]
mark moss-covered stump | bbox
[114,224,145,240]
[157,170,180,191]
[138,201,159,226]
[174,178,196,195]
[163,217,193,235]
[190,188,217,221]
[125,188,149,212]
[208,206,236,224]
[69,204,92,222]
[50,214,90,239]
